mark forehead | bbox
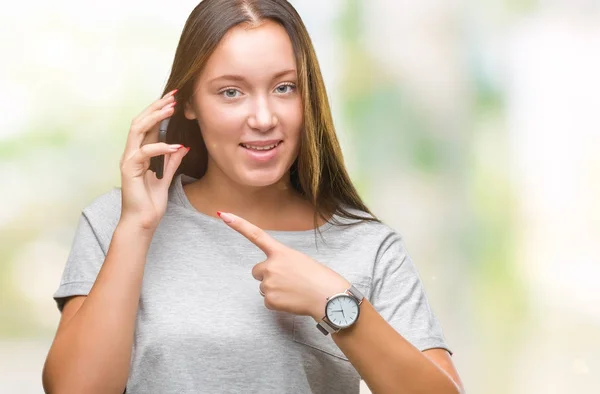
[201,20,297,81]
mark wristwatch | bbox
[316,284,364,335]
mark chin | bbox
[236,168,288,188]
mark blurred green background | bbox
[1,1,599,393]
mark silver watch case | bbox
[316,284,364,335]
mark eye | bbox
[220,88,241,99]
[274,83,295,94]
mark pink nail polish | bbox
[163,89,178,99]
[218,212,234,223]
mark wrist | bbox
[116,217,157,240]
[310,277,351,322]
[310,299,327,322]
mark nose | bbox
[247,96,278,132]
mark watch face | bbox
[325,294,360,329]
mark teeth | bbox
[242,142,279,151]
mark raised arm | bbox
[42,89,188,394]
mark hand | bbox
[119,89,190,231]
[218,211,351,321]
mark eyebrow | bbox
[209,69,297,84]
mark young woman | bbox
[43,1,464,393]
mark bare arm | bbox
[216,212,464,394]
[43,88,188,394]
[330,299,464,394]
[42,222,154,394]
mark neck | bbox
[185,162,312,230]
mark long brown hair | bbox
[162,0,378,227]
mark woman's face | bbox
[184,20,303,187]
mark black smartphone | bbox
[150,117,171,179]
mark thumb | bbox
[163,146,190,182]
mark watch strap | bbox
[316,318,338,335]
[347,284,364,305]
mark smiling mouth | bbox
[239,141,282,151]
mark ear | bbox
[183,98,197,120]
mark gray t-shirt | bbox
[54,174,450,394]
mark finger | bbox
[128,91,177,146]
[163,146,190,182]
[263,294,276,310]
[125,101,175,155]
[125,102,176,156]
[121,143,183,179]
[252,261,267,281]
[132,89,177,125]
[130,142,184,165]
[217,212,279,255]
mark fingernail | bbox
[217,211,234,223]
[163,89,177,99]
[170,144,183,150]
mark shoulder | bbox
[78,178,185,235]
[82,187,122,218]
[330,205,403,258]
[80,187,122,238]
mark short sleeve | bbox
[53,212,107,311]
[370,234,452,355]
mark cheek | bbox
[280,99,304,139]
[197,101,246,143]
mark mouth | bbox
[239,140,283,162]
[239,141,282,151]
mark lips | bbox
[240,141,281,151]
[239,140,283,162]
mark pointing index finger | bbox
[217,211,278,255]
